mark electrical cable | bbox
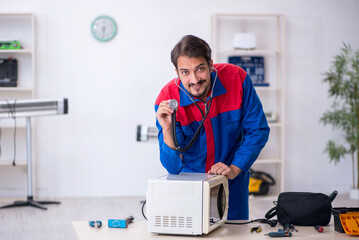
[140,198,277,227]
[12,100,17,166]
[141,200,147,220]
[0,119,2,158]
[225,218,278,227]
[5,100,17,166]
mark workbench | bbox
[72,220,354,239]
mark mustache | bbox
[188,80,206,87]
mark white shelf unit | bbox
[212,14,285,193]
[0,13,35,166]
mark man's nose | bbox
[189,71,200,82]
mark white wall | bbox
[1,0,358,198]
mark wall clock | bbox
[91,15,117,42]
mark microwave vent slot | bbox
[154,216,193,228]
[171,216,177,227]
[179,216,185,228]
[163,216,169,227]
[186,217,193,228]
[155,216,161,227]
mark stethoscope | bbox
[169,67,218,153]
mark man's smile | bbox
[189,80,206,91]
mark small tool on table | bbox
[314,225,324,233]
[250,226,262,233]
[265,229,292,237]
[108,215,134,228]
[266,224,296,238]
[89,220,102,228]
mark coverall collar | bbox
[179,70,227,107]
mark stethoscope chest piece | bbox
[169,99,178,111]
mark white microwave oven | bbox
[146,172,229,235]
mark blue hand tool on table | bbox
[108,215,134,228]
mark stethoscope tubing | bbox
[171,68,218,153]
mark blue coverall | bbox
[155,63,269,220]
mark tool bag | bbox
[265,191,338,226]
[249,169,275,196]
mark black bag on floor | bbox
[265,191,338,226]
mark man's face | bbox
[176,56,213,102]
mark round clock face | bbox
[91,15,117,42]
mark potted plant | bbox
[320,43,359,200]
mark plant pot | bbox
[349,188,359,200]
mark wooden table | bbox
[72,220,354,239]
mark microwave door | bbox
[203,175,229,234]
[210,184,226,224]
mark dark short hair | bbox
[171,35,212,69]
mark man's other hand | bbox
[208,163,242,180]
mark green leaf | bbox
[321,42,359,165]
[324,141,347,164]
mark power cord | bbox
[141,200,147,220]
[140,199,276,228]
[12,101,17,166]
[0,119,2,158]
[226,218,277,227]
[5,100,17,166]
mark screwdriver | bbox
[314,225,324,233]
[250,226,262,233]
[265,231,292,237]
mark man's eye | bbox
[181,71,188,75]
[197,67,205,72]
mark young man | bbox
[155,35,269,220]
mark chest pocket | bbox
[181,123,206,165]
[182,123,198,139]
[181,122,204,150]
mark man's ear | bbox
[209,59,214,72]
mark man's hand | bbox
[156,100,177,149]
[156,100,174,131]
[208,163,242,180]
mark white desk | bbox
[72,220,354,240]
